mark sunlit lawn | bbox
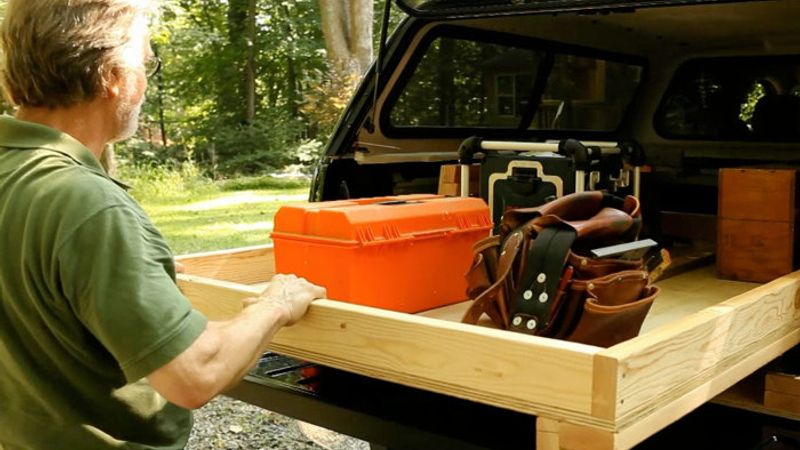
[137,187,309,255]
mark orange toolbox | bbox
[271,194,492,313]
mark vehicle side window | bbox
[655,56,800,141]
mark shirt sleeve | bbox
[57,205,208,383]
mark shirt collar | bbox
[0,115,130,189]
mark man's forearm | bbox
[148,300,290,409]
[207,301,291,393]
[149,273,323,409]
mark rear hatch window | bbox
[384,26,645,135]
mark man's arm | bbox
[147,274,325,409]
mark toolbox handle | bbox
[410,228,454,239]
[411,226,483,239]
[376,200,421,206]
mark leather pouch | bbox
[565,270,659,346]
[462,191,661,347]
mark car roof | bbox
[395,0,766,18]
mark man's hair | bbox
[0,0,154,108]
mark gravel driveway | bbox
[187,396,369,450]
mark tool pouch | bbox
[462,191,659,347]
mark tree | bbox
[224,0,256,125]
[319,0,373,78]
[114,0,380,176]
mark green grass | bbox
[137,186,309,255]
[121,164,310,255]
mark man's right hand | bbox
[244,274,327,326]
[149,274,327,409]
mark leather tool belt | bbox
[462,191,660,347]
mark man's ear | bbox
[103,66,124,99]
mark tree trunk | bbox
[319,0,373,77]
[225,0,251,125]
[153,44,168,147]
[245,0,257,123]
[349,0,372,74]
[266,72,277,109]
[281,3,300,117]
[437,38,455,126]
[320,0,350,72]
[287,55,299,117]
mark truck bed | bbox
[177,244,800,449]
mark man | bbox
[0,0,326,449]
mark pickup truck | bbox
[178,1,800,448]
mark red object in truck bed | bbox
[271,194,492,313]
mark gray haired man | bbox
[0,1,325,448]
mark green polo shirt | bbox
[0,116,208,450]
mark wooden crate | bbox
[177,245,800,450]
[765,372,800,415]
[717,168,799,282]
[713,369,800,421]
[438,164,479,197]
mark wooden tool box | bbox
[437,164,480,197]
[765,371,800,415]
[717,167,800,282]
[714,364,800,422]
[177,243,800,450]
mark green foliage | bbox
[201,110,305,176]
[390,37,491,127]
[0,0,388,175]
[219,175,310,192]
[118,160,217,202]
[115,137,191,168]
[116,0,345,177]
[739,82,766,125]
[301,65,361,138]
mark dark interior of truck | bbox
[314,0,800,276]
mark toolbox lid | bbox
[272,194,491,246]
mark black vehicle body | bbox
[310,0,800,235]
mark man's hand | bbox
[148,274,326,409]
[243,274,326,326]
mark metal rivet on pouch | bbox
[512,316,523,327]
[537,273,546,283]
[581,259,588,266]
[523,290,533,300]
[588,283,595,290]
[526,319,537,330]
[538,293,548,303]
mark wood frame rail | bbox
[177,245,800,450]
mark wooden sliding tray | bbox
[177,245,800,450]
